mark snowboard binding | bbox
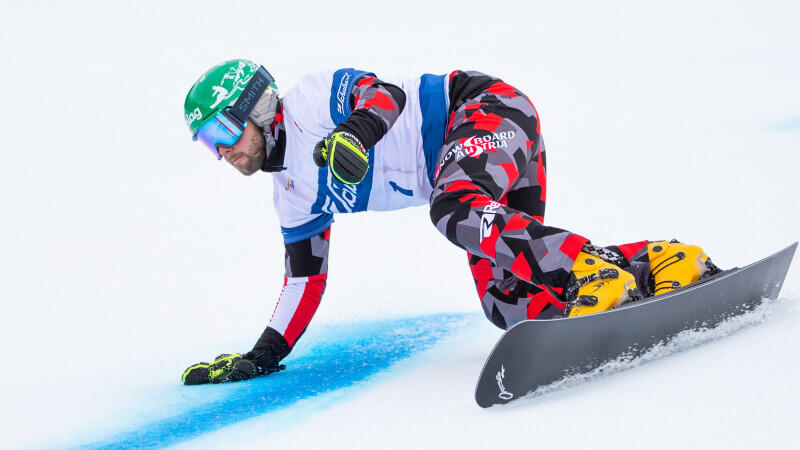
[647,240,722,296]
[564,251,642,317]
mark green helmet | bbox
[184,59,276,138]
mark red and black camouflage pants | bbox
[429,71,650,329]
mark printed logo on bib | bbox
[335,72,352,115]
[324,176,358,213]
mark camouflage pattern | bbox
[430,71,590,328]
[284,228,331,278]
[257,69,703,350]
[346,75,405,144]
[269,70,658,335]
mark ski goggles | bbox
[193,66,275,159]
[195,109,247,159]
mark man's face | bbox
[217,118,266,176]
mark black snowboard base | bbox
[475,242,797,408]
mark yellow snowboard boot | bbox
[564,251,641,317]
[648,240,721,295]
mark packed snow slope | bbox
[1,0,799,448]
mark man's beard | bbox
[238,131,266,176]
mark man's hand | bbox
[182,328,290,386]
[182,353,284,385]
[313,131,369,184]
[181,353,256,385]
[207,353,258,383]
[182,361,210,385]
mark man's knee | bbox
[429,187,467,248]
[429,182,496,248]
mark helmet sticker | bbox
[185,107,202,127]
[184,59,263,136]
[210,61,257,108]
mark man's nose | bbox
[218,145,233,158]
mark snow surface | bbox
[1,0,799,448]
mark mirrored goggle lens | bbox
[194,112,246,159]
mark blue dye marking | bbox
[76,313,473,449]
[389,181,414,197]
[772,117,800,132]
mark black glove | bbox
[182,353,259,385]
[181,327,291,385]
[182,361,211,385]
[313,131,369,184]
[244,326,291,375]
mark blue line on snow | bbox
[772,117,800,132]
[76,313,473,449]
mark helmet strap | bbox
[249,86,279,130]
[261,122,286,172]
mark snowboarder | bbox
[180,59,720,385]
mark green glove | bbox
[313,131,369,184]
[181,353,258,385]
[182,361,210,385]
[208,354,257,383]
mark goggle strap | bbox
[229,66,275,124]
[219,109,243,132]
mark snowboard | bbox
[475,242,797,408]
